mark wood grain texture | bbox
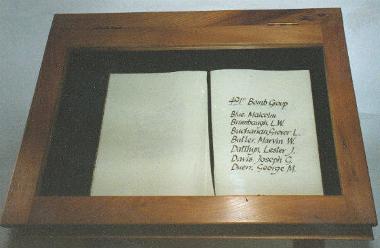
[0,8,376,240]
[9,224,373,240]
[57,24,322,50]
[320,9,377,225]
[51,9,332,30]
[0,24,69,225]
[28,196,363,225]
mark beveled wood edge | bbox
[319,9,378,225]
[0,21,69,225]
[52,8,337,29]
[1,9,377,229]
[7,224,374,240]
[24,196,375,225]
[54,24,323,50]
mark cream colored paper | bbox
[211,69,323,195]
[91,72,214,196]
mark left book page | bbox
[91,72,214,196]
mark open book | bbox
[90,70,323,196]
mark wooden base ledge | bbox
[10,224,373,240]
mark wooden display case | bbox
[1,8,377,245]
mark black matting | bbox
[38,48,341,196]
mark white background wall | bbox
[0,1,379,247]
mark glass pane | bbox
[39,48,340,196]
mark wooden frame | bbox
[1,9,377,241]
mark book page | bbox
[211,69,323,195]
[91,72,214,196]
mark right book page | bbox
[211,69,324,195]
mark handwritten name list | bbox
[212,69,323,195]
[228,97,298,176]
